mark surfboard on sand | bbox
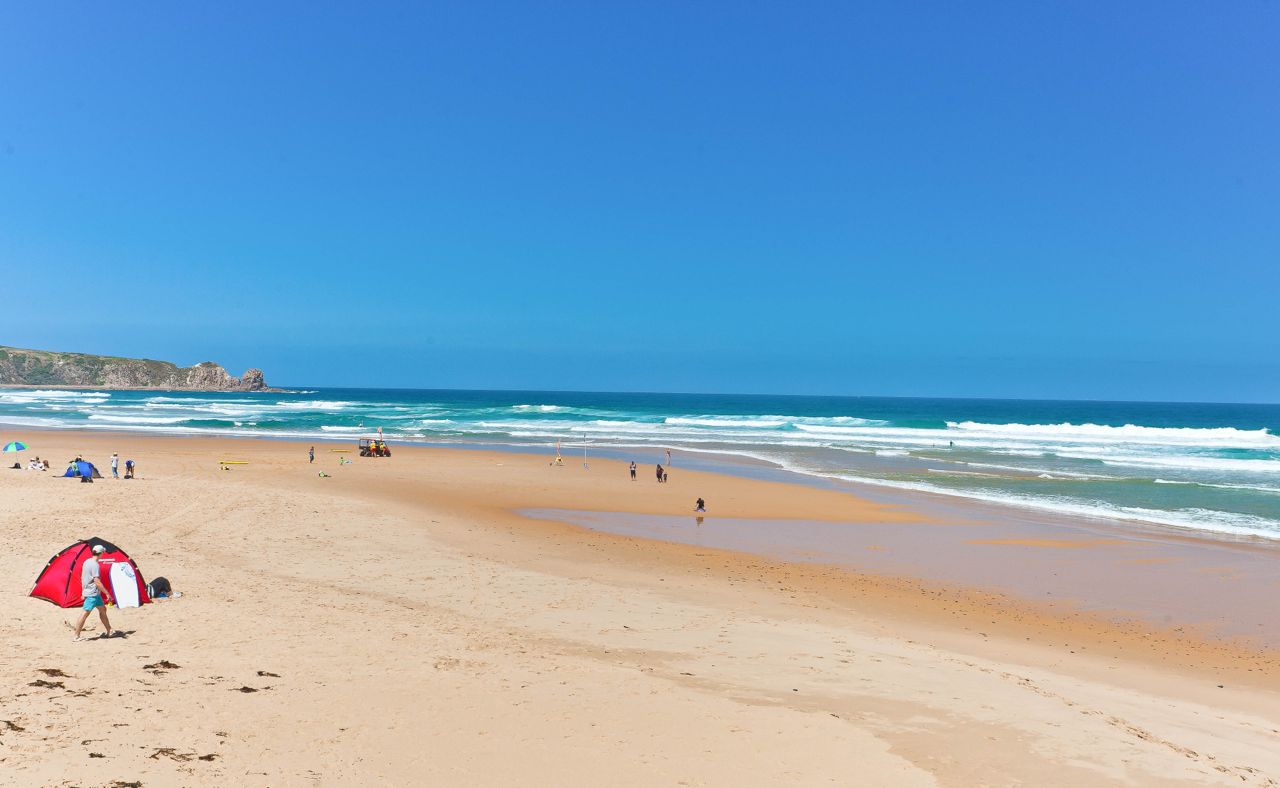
[109,562,141,608]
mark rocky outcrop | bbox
[0,346,269,391]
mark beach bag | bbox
[148,576,172,598]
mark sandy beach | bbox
[2,430,1278,786]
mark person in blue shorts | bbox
[73,545,114,642]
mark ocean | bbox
[2,387,1278,540]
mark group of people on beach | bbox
[108,452,135,478]
[625,456,703,513]
[24,456,50,471]
[61,452,135,479]
[627,460,669,483]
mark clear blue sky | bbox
[1,2,1276,401]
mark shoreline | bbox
[3,429,1278,784]
[13,418,1280,546]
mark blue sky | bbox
[1,2,1276,401]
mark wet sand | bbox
[1,430,1278,786]
[528,507,1280,647]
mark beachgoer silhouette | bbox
[695,498,705,512]
[309,446,315,464]
[629,461,636,480]
[656,464,664,482]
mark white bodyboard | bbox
[110,562,141,608]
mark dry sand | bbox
[1,431,1278,786]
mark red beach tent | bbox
[30,537,150,608]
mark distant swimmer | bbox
[695,498,705,513]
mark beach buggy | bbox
[358,438,391,458]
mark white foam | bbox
[0,389,113,400]
[947,420,1280,448]
[0,390,111,405]
[0,415,70,428]
[665,416,789,428]
[964,461,1115,480]
[1155,479,1280,494]
[87,414,191,425]
[1085,454,1280,474]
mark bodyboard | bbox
[109,562,141,608]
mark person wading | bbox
[73,545,114,642]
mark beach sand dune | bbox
[1,433,1277,786]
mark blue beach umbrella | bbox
[3,441,28,452]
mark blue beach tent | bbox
[63,460,102,479]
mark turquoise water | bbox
[2,387,1278,539]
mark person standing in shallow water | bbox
[73,545,114,641]
[309,446,315,464]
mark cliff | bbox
[0,346,268,391]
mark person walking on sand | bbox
[73,545,114,642]
[656,464,664,482]
[309,446,315,464]
[629,461,637,481]
[110,452,119,479]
